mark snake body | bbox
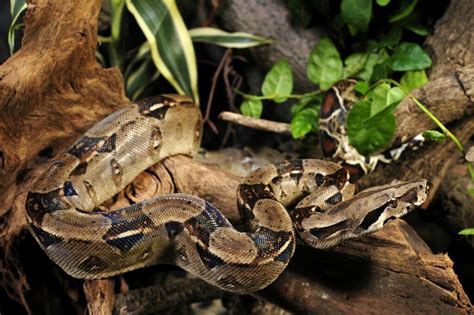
[26,95,428,293]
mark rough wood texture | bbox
[162,155,472,313]
[263,221,470,314]
[84,279,115,315]
[0,0,472,313]
[113,278,223,315]
[0,0,128,309]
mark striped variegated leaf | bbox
[8,0,27,54]
[126,0,199,103]
[124,45,161,100]
[189,27,272,48]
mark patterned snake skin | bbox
[25,95,428,293]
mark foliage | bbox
[8,0,27,54]
[240,0,434,150]
[6,0,269,103]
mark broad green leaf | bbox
[357,52,388,82]
[403,23,429,36]
[379,26,402,48]
[291,94,322,115]
[291,108,319,139]
[364,87,405,128]
[387,42,432,71]
[390,0,418,23]
[468,189,474,197]
[262,60,294,103]
[126,0,199,103]
[240,99,263,118]
[376,0,390,6]
[371,83,391,116]
[341,0,372,33]
[348,100,396,155]
[8,0,27,54]
[189,27,272,48]
[459,228,474,235]
[354,81,369,95]
[422,130,446,142]
[307,38,343,90]
[343,53,368,78]
[387,86,405,105]
[400,70,428,91]
[363,100,398,128]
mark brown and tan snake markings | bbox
[25,95,428,293]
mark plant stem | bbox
[382,79,464,152]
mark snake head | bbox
[356,179,428,234]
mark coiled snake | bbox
[26,94,428,293]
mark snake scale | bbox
[26,94,428,293]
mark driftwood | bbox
[217,0,474,248]
[0,0,472,314]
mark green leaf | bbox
[354,81,370,95]
[343,53,368,78]
[348,100,396,155]
[387,86,406,105]
[363,100,399,128]
[262,60,294,103]
[390,0,418,23]
[371,83,391,116]
[240,99,263,118]
[388,42,432,71]
[364,86,405,127]
[376,0,390,6]
[126,0,199,103]
[126,57,161,100]
[422,130,446,142]
[403,23,429,36]
[110,0,126,41]
[8,0,27,54]
[357,52,388,82]
[189,27,272,48]
[459,228,474,235]
[291,108,319,139]
[400,70,428,91]
[468,189,474,197]
[291,94,322,115]
[341,0,372,32]
[307,38,343,90]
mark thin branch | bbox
[219,111,291,134]
[203,49,233,134]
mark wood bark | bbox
[0,0,472,314]
[0,0,128,311]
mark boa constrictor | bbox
[26,95,428,293]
